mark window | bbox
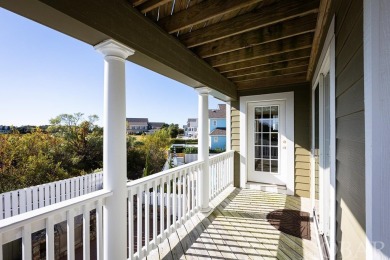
[213,120,217,126]
[214,136,218,142]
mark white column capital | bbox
[94,39,135,59]
[196,87,211,95]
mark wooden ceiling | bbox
[131,0,321,91]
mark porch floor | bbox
[150,188,320,260]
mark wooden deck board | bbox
[161,188,319,260]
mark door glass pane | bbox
[254,105,279,173]
[255,159,263,171]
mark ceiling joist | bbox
[207,33,314,67]
[158,0,264,34]
[231,65,308,82]
[194,14,317,58]
[179,0,319,48]
[236,72,308,90]
[138,0,172,14]
[223,57,310,78]
[217,48,312,73]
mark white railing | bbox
[0,151,234,259]
[0,189,111,260]
[0,172,103,220]
[209,150,234,200]
[127,160,203,259]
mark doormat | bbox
[266,209,311,240]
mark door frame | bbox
[240,92,294,195]
[311,16,336,260]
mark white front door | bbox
[247,100,289,185]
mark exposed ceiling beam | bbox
[194,14,317,58]
[217,48,312,73]
[0,0,237,100]
[307,0,333,81]
[207,33,314,67]
[158,0,264,34]
[236,72,308,89]
[231,66,308,82]
[179,0,319,48]
[132,0,148,7]
[223,57,310,78]
[139,0,172,14]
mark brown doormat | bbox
[266,209,311,240]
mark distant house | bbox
[148,122,165,134]
[209,104,226,150]
[126,118,149,134]
[0,126,11,134]
[184,118,198,138]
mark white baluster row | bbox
[209,151,234,201]
[126,160,203,260]
[0,189,111,260]
[0,172,104,220]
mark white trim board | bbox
[240,92,294,195]
[364,0,390,259]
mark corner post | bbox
[95,39,134,260]
[197,87,211,213]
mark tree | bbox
[47,113,103,176]
[140,129,171,176]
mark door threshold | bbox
[246,182,287,194]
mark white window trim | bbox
[240,92,294,194]
[311,16,336,260]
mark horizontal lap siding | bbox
[333,0,365,258]
[234,85,311,197]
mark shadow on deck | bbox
[149,188,319,260]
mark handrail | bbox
[127,159,203,188]
[0,189,112,233]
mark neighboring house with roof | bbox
[184,118,198,138]
[148,122,165,134]
[126,118,149,134]
[209,104,226,150]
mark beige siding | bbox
[333,0,365,258]
[231,85,311,197]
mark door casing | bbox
[240,92,294,195]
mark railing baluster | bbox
[178,171,182,226]
[166,175,171,237]
[10,191,19,216]
[44,185,50,207]
[50,183,56,205]
[83,205,90,260]
[67,210,75,260]
[191,167,195,214]
[128,188,134,260]
[160,178,165,241]
[96,199,103,260]
[186,171,190,219]
[172,172,177,230]
[152,181,157,247]
[0,193,3,220]
[32,187,38,210]
[19,189,26,214]
[56,182,61,203]
[145,182,150,254]
[46,216,55,260]
[66,180,71,200]
[137,186,143,259]
[4,192,11,218]
[22,224,32,259]
[182,170,187,222]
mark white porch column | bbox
[95,39,134,260]
[364,0,390,259]
[197,87,211,213]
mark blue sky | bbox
[0,8,222,127]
